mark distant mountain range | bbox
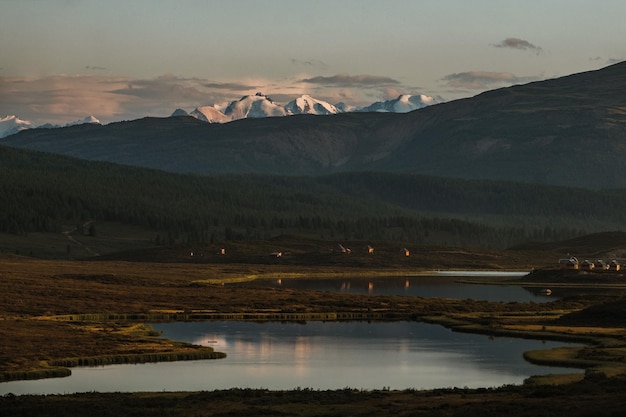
[3,62,626,189]
[0,115,32,138]
[0,94,439,138]
[180,92,440,122]
[0,115,101,138]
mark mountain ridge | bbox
[3,62,626,188]
[181,92,439,123]
[1,93,440,135]
[0,115,101,138]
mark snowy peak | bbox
[178,92,442,124]
[223,93,287,119]
[188,93,289,123]
[0,115,32,138]
[1,115,102,138]
[360,94,441,113]
[285,95,340,115]
[190,106,230,123]
[66,115,101,127]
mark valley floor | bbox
[1,252,626,415]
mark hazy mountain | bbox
[65,115,101,126]
[0,115,32,138]
[4,62,626,188]
[39,116,102,129]
[170,108,189,117]
[1,115,100,137]
[359,94,442,113]
[189,105,230,123]
[334,102,356,113]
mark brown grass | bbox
[1,252,625,385]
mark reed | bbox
[50,349,226,368]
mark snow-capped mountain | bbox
[65,115,101,126]
[37,116,102,130]
[334,102,357,113]
[182,92,441,124]
[189,106,230,123]
[0,115,32,138]
[284,95,340,115]
[2,93,443,137]
[359,94,442,113]
[0,115,102,138]
[223,93,288,119]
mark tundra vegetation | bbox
[2,233,626,416]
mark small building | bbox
[367,245,374,254]
[559,257,579,270]
[594,259,609,270]
[580,259,595,271]
[402,248,410,257]
[609,260,621,271]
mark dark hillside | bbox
[3,112,397,175]
[5,145,626,258]
[381,62,626,187]
[4,63,626,188]
[512,231,626,260]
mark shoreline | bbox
[1,260,625,390]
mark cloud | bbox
[492,37,543,54]
[290,58,329,70]
[299,73,401,87]
[111,75,210,102]
[0,74,298,124]
[588,56,624,66]
[442,71,542,90]
[0,75,129,125]
[381,87,405,100]
[203,81,258,90]
[85,65,107,71]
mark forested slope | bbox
[2,145,624,254]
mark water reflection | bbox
[0,321,580,395]
[232,275,554,302]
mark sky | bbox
[1,0,625,126]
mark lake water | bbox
[0,321,580,395]
[230,273,557,302]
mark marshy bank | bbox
[2,255,626,392]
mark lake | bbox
[0,321,580,395]
[229,272,557,302]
